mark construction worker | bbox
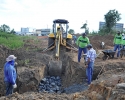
[85,44,96,85]
[73,35,77,44]
[113,31,122,58]
[121,33,125,49]
[4,55,17,96]
[57,26,60,31]
[76,33,90,62]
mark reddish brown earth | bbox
[0,35,125,100]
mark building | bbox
[123,28,125,32]
[21,28,29,33]
[41,29,50,36]
[36,29,42,36]
[99,22,124,31]
[36,29,51,36]
[21,27,36,35]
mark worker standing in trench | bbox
[113,31,122,58]
[4,55,17,96]
[85,44,96,85]
[76,33,90,62]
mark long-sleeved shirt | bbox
[76,36,90,48]
[4,60,17,85]
[86,48,96,62]
[121,35,125,45]
[113,34,122,45]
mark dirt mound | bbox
[89,35,114,49]
[16,63,46,94]
[0,92,74,100]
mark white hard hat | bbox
[6,55,17,62]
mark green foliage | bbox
[10,29,16,34]
[0,24,10,32]
[0,32,24,49]
[68,29,75,34]
[0,24,39,50]
[81,23,89,34]
[24,59,30,65]
[0,24,17,34]
[81,23,87,29]
[90,31,98,34]
[104,9,121,33]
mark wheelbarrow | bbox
[102,50,116,60]
[120,47,125,58]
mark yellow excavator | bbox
[43,19,78,76]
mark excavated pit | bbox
[1,35,125,99]
[36,47,102,94]
[0,45,101,96]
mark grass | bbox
[0,32,38,50]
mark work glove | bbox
[13,84,17,88]
[15,62,18,66]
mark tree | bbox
[68,29,75,34]
[81,23,89,34]
[81,23,87,29]
[0,24,10,32]
[104,9,121,33]
[10,29,16,34]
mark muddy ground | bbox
[0,35,125,100]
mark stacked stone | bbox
[38,76,62,93]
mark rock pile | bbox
[38,76,62,93]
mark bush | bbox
[0,32,24,49]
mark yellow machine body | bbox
[47,19,75,76]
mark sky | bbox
[0,0,125,33]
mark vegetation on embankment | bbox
[0,32,38,50]
[0,32,24,49]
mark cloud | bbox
[0,0,125,32]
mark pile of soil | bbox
[89,35,114,49]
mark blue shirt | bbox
[4,60,17,85]
[86,48,96,62]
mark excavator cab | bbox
[47,19,76,76]
[52,19,69,39]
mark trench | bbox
[38,65,100,94]
[37,51,101,94]
[0,45,102,96]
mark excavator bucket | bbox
[48,60,62,76]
